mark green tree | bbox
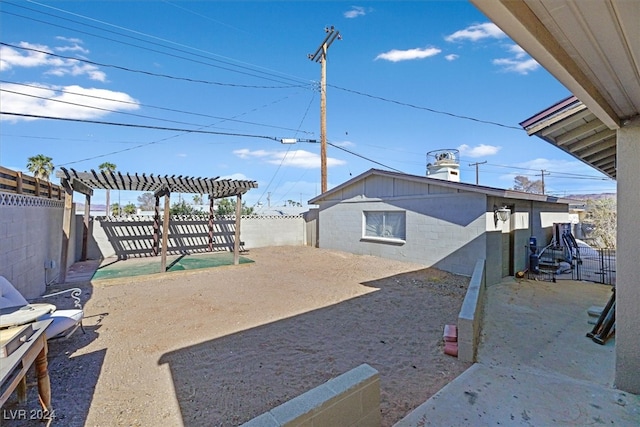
[123,203,137,215]
[584,198,616,248]
[216,198,254,216]
[99,162,117,216]
[193,194,203,205]
[137,192,155,210]
[170,200,198,215]
[512,175,543,194]
[110,202,121,216]
[26,154,54,181]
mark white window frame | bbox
[362,210,406,244]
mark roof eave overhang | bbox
[470,0,621,130]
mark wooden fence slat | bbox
[0,167,62,199]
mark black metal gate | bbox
[525,245,615,285]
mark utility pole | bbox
[536,170,548,194]
[309,26,341,194]
[468,161,487,185]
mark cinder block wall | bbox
[241,216,305,248]
[84,215,306,259]
[0,192,65,298]
[242,364,381,427]
[458,259,486,363]
[317,193,488,277]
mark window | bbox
[363,211,406,241]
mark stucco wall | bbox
[484,197,570,285]
[615,116,640,393]
[318,192,488,277]
[0,192,65,298]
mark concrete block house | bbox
[309,168,571,285]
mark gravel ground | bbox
[3,246,470,426]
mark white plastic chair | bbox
[0,276,84,339]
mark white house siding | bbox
[317,182,488,277]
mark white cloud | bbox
[221,173,249,180]
[492,57,539,75]
[233,149,271,159]
[46,61,107,82]
[344,6,366,18]
[56,36,83,44]
[507,44,527,58]
[375,47,441,62]
[445,54,459,61]
[445,23,506,42]
[331,140,355,148]
[233,149,345,169]
[0,40,105,81]
[55,44,89,54]
[489,43,539,74]
[0,83,140,122]
[458,144,501,158]
[0,42,53,70]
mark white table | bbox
[0,319,54,415]
[0,304,56,328]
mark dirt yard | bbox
[5,246,470,426]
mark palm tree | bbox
[26,154,54,181]
[99,162,117,216]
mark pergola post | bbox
[208,195,215,252]
[153,196,160,256]
[233,193,242,265]
[58,182,73,284]
[81,193,91,261]
[161,191,171,272]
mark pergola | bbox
[55,167,258,282]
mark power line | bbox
[0,112,282,140]
[304,140,404,173]
[3,4,556,135]
[1,87,213,128]
[4,2,309,87]
[253,91,317,208]
[0,42,309,90]
[484,162,613,180]
[1,80,314,134]
[329,84,523,131]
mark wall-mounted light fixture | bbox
[494,205,510,223]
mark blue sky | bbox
[0,1,616,209]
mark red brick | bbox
[443,324,458,342]
[444,341,458,357]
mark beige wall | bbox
[242,364,381,427]
[0,192,64,298]
[615,116,640,393]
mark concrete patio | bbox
[396,278,640,426]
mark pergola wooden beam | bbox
[55,167,257,282]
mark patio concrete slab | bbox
[395,363,639,426]
[395,278,640,426]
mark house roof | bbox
[471,0,640,180]
[519,96,616,179]
[56,167,258,199]
[309,169,573,205]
